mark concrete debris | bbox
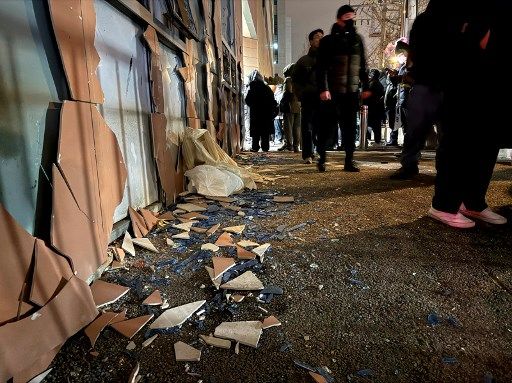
[90,280,130,308]
[213,257,236,279]
[237,240,259,248]
[235,342,240,354]
[220,271,264,291]
[84,311,120,347]
[161,299,169,309]
[201,243,220,252]
[158,211,175,221]
[206,223,221,236]
[199,334,231,349]
[252,243,271,262]
[236,245,256,260]
[150,300,206,329]
[172,232,190,240]
[180,212,208,220]
[126,341,136,350]
[177,203,207,212]
[231,294,245,303]
[113,248,125,262]
[222,225,245,234]
[191,227,208,234]
[142,290,162,306]
[142,334,158,348]
[205,196,235,203]
[173,222,196,231]
[258,306,269,314]
[205,266,221,289]
[214,321,263,348]
[174,341,201,362]
[261,316,281,329]
[166,238,175,246]
[238,211,246,217]
[131,238,159,253]
[27,368,53,383]
[219,202,243,212]
[110,314,154,339]
[309,371,327,383]
[214,232,235,247]
[122,231,136,256]
[273,196,294,203]
[127,362,140,383]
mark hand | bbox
[320,90,331,101]
[361,91,372,100]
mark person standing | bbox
[364,69,385,145]
[245,70,278,152]
[316,5,370,172]
[428,0,508,227]
[293,28,324,163]
[279,64,301,152]
[390,1,447,180]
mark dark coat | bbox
[316,23,368,94]
[364,78,385,122]
[292,47,319,103]
[245,80,277,137]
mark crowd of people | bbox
[244,0,510,229]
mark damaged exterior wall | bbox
[0,0,274,380]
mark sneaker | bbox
[343,163,360,172]
[428,206,475,228]
[304,157,313,164]
[317,162,326,172]
[278,145,291,152]
[459,204,507,225]
[250,148,259,153]
[390,166,419,180]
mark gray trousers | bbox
[283,112,301,149]
[401,84,443,169]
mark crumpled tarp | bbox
[185,165,244,196]
[181,127,261,192]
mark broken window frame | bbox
[163,0,199,42]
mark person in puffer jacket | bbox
[316,4,369,172]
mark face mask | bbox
[344,19,354,30]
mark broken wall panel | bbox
[94,0,158,220]
[91,106,128,236]
[0,0,66,235]
[0,276,98,382]
[0,203,36,325]
[51,163,106,280]
[48,0,104,104]
[29,239,73,307]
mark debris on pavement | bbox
[214,321,263,348]
[150,300,206,329]
[174,341,201,362]
[90,280,130,308]
[110,314,154,339]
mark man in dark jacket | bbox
[293,28,324,163]
[364,69,385,144]
[245,70,278,152]
[316,5,369,172]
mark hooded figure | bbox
[245,70,278,152]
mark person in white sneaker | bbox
[428,0,507,229]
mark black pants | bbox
[401,85,443,170]
[432,89,498,213]
[368,116,382,143]
[301,101,317,159]
[390,105,407,143]
[331,92,359,163]
[251,133,270,152]
[315,100,338,165]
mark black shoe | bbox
[389,166,419,180]
[278,145,291,151]
[386,141,398,146]
[293,147,300,153]
[250,148,259,153]
[343,163,360,172]
[317,162,326,172]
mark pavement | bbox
[46,150,512,382]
